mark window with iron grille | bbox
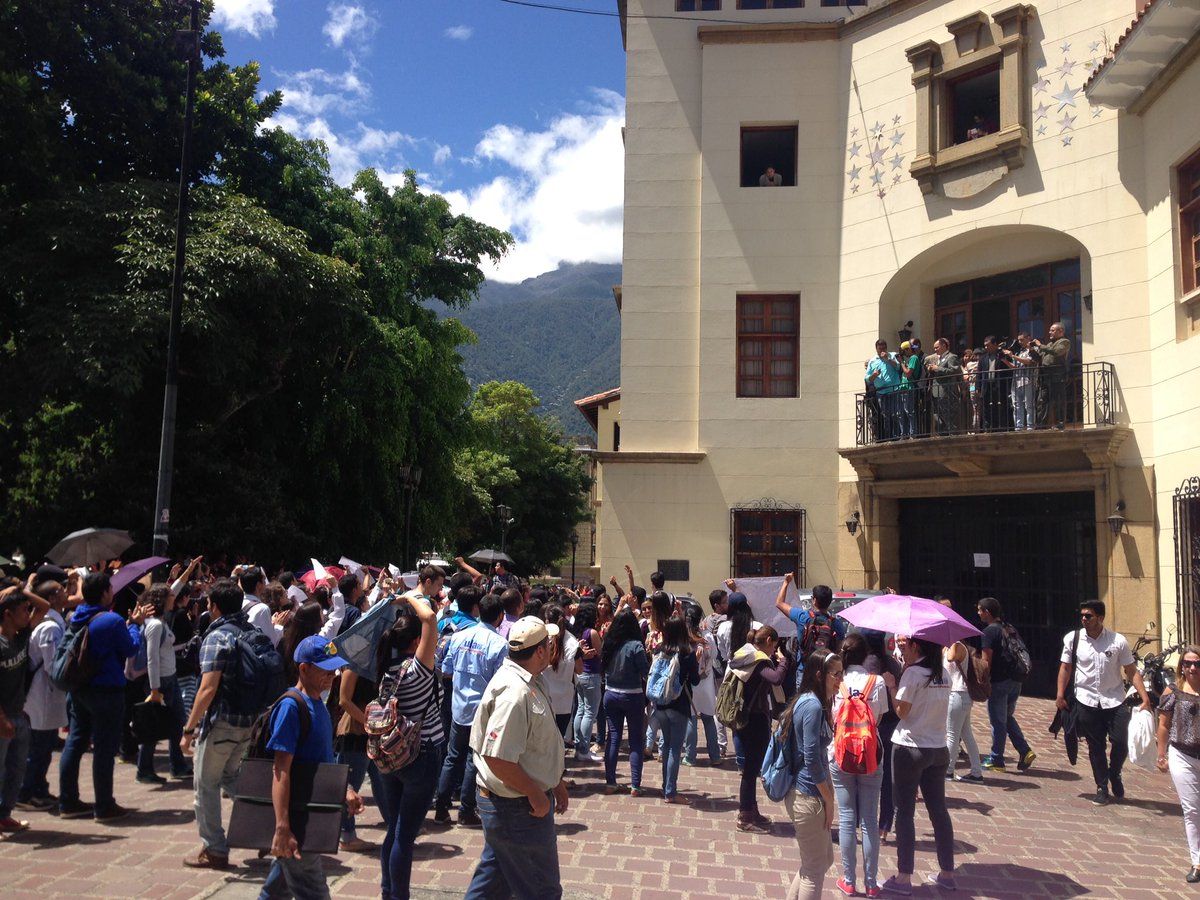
[731,506,805,579]
[1175,476,1200,648]
[737,294,799,397]
[1180,148,1200,295]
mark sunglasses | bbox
[1182,660,1200,669]
[1080,613,1096,619]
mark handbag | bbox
[130,700,174,744]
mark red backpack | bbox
[833,675,880,775]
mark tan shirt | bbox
[470,658,565,797]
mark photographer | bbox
[1001,333,1041,432]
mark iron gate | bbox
[1175,476,1200,648]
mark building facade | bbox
[594,0,1200,693]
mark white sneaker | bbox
[574,749,601,762]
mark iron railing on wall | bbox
[854,361,1117,446]
[1175,476,1200,648]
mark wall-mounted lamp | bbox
[845,511,862,536]
[1106,500,1127,536]
[897,321,913,343]
[1083,293,1093,312]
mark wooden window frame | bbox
[731,507,806,580]
[737,294,800,398]
[1180,148,1200,295]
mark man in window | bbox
[759,166,782,187]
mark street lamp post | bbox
[569,530,578,586]
[497,504,512,555]
[400,466,422,570]
[151,0,201,556]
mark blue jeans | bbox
[0,712,31,818]
[572,673,602,752]
[19,726,57,802]
[465,790,563,900]
[684,713,720,764]
[260,851,330,900]
[436,720,478,815]
[602,689,644,788]
[831,765,884,890]
[651,707,687,798]
[336,747,386,839]
[379,741,441,900]
[60,686,125,813]
[986,678,1030,764]
[137,675,188,776]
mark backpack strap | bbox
[273,688,313,751]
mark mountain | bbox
[444,262,622,440]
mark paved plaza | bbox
[0,698,1188,899]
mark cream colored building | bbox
[589,0,1200,694]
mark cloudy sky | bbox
[211,0,627,282]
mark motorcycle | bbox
[1126,622,1182,708]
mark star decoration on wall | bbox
[871,169,884,186]
[1052,84,1078,110]
[848,142,862,158]
[1057,59,1077,79]
[893,173,903,185]
[890,152,904,170]
[1035,102,1050,120]
[851,127,859,138]
[869,144,886,166]
[1034,75,1051,94]
[1092,106,1103,119]
[870,122,886,141]
[893,115,902,126]
[1060,41,1071,53]
[1063,136,1073,146]
[1090,41,1102,54]
[848,164,863,181]
[1059,112,1076,132]
[851,184,860,193]
[1037,124,1047,136]
[891,131,905,147]
[877,188,887,199]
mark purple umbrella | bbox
[110,556,171,595]
[836,594,982,646]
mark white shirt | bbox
[893,663,951,749]
[26,610,67,731]
[716,618,762,663]
[242,594,283,647]
[318,590,347,639]
[541,632,579,716]
[1062,627,1133,709]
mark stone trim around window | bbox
[905,4,1035,198]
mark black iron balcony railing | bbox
[854,361,1116,447]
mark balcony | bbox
[841,363,1129,487]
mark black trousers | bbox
[736,713,770,814]
[1076,702,1130,789]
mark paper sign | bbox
[310,558,328,581]
[387,564,401,577]
[287,585,307,606]
[973,553,991,568]
[339,556,363,576]
[366,585,382,606]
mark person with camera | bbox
[975,336,1014,432]
[1001,333,1041,431]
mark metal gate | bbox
[899,491,1097,697]
[1175,476,1200,648]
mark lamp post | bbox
[399,466,422,569]
[151,0,201,556]
[569,530,579,586]
[497,504,513,555]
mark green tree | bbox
[454,382,592,574]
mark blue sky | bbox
[211,1,627,281]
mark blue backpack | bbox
[761,708,802,803]
[645,651,683,706]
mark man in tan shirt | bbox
[465,616,568,899]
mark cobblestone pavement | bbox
[1,698,1190,899]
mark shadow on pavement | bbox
[690,795,739,813]
[555,822,589,836]
[411,841,464,861]
[944,796,995,817]
[975,776,1038,791]
[1021,766,1084,782]
[1101,796,1181,817]
[1,829,120,849]
[119,807,194,827]
[954,862,1088,897]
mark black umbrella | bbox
[45,528,135,567]
[468,548,514,565]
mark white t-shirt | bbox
[541,632,579,716]
[716,618,763,663]
[945,644,968,694]
[893,663,951,749]
[1062,627,1133,709]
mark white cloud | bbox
[211,0,276,37]
[270,111,416,185]
[445,25,473,41]
[277,67,370,118]
[442,90,626,282]
[324,3,376,48]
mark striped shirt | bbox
[385,657,444,745]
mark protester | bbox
[136,583,191,783]
[260,635,362,900]
[542,604,582,742]
[279,601,323,686]
[729,624,788,832]
[648,615,699,804]
[944,638,983,783]
[683,604,721,766]
[571,601,602,761]
[0,581,50,832]
[783,650,841,900]
[1156,645,1200,884]
[601,609,650,795]
[882,637,956,895]
[16,579,69,812]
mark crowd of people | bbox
[1,557,1199,897]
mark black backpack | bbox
[217,621,287,719]
[245,689,312,760]
[801,611,840,656]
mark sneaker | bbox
[603,783,630,795]
[1092,787,1110,806]
[589,742,603,755]
[58,800,94,819]
[735,818,770,834]
[663,794,690,805]
[136,772,167,785]
[16,795,56,811]
[955,773,984,784]
[1017,750,1036,772]
[0,816,30,833]
[171,767,194,779]
[981,757,1006,771]
[836,877,858,896]
[681,758,695,767]
[880,876,913,896]
[338,837,374,852]
[573,749,602,763]
[630,786,646,797]
[1187,866,1200,884]
[458,810,482,827]
[183,847,230,869]
[926,873,957,891]
[865,888,883,899]
[94,803,131,822]
[1109,773,1125,799]
[433,806,451,824]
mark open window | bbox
[741,125,798,188]
[1180,147,1200,296]
[947,64,1000,145]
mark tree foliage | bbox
[0,2,598,570]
